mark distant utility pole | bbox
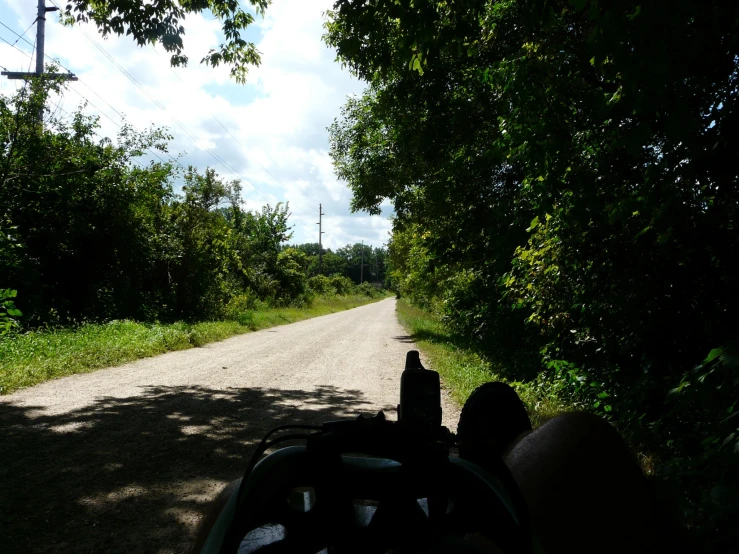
[360,240,364,284]
[1,0,78,121]
[375,250,379,285]
[316,203,325,275]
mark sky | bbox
[0,0,392,249]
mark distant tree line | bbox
[288,242,388,286]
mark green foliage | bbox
[356,282,381,298]
[0,80,310,326]
[327,0,739,548]
[396,299,564,428]
[273,248,310,306]
[291,242,388,285]
[61,0,271,82]
[307,275,336,296]
[224,292,260,328]
[0,289,22,335]
[329,275,356,296]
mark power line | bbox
[156,49,285,187]
[3,12,317,237]
[2,17,177,166]
[155,56,320,235]
[67,24,259,186]
[12,18,37,47]
[51,8,316,235]
[0,21,35,49]
[0,26,170,165]
[38,3,321,238]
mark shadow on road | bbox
[0,385,373,554]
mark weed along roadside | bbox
[0,294,387,395]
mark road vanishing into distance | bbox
[0,298,459,554]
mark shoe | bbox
[457,382,532,460]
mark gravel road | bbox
[0,298,459,554]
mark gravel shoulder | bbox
[0,298,459,554]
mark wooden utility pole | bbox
[375,249,379,285]
[316,203,325,275]
[2,0,78,120]
[360,240,364,284]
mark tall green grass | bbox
[0,295,384,395]
[396,299,566,427]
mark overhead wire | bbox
[12,17,37,46]
[44,0,317,236]
[154,53,320,235]
[0,25,170,166]
[3,12,322,239]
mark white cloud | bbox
[0,0,391,249]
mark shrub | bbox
[357,282,380,298]
[273,248,308,305]
[224,292,258,328]
[329,275,356,295]
[0,289,22,335]
[307,275,336,295]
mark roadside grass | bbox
[396,299,567,427]
[0,295,385,395]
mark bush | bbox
[307,275,336,295]
[329,275,356,295]
[357,282,381,298]
[0,289,22,335]
[224,292,258,328]
[272,248,308,305]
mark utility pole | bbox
[360,240,364,284]
[316,203,325,275]
[375,249,379,285]
[2,0,78,121]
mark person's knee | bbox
[505,412,660,554]
[507,411,640,476]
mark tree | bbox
[61,0,271,82]
[336,243,375,284]
[273,248,308,305]
[170,167,243,318]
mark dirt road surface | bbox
[0,298,460,554]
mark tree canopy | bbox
[327,0,739,548]
[61,0,271,82]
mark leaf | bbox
[608,86,623,104]
[702,347,724,365]
[410,55,424,75]
[6,308,22,317]
[635,226,652,238]
[526,216,539,232]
